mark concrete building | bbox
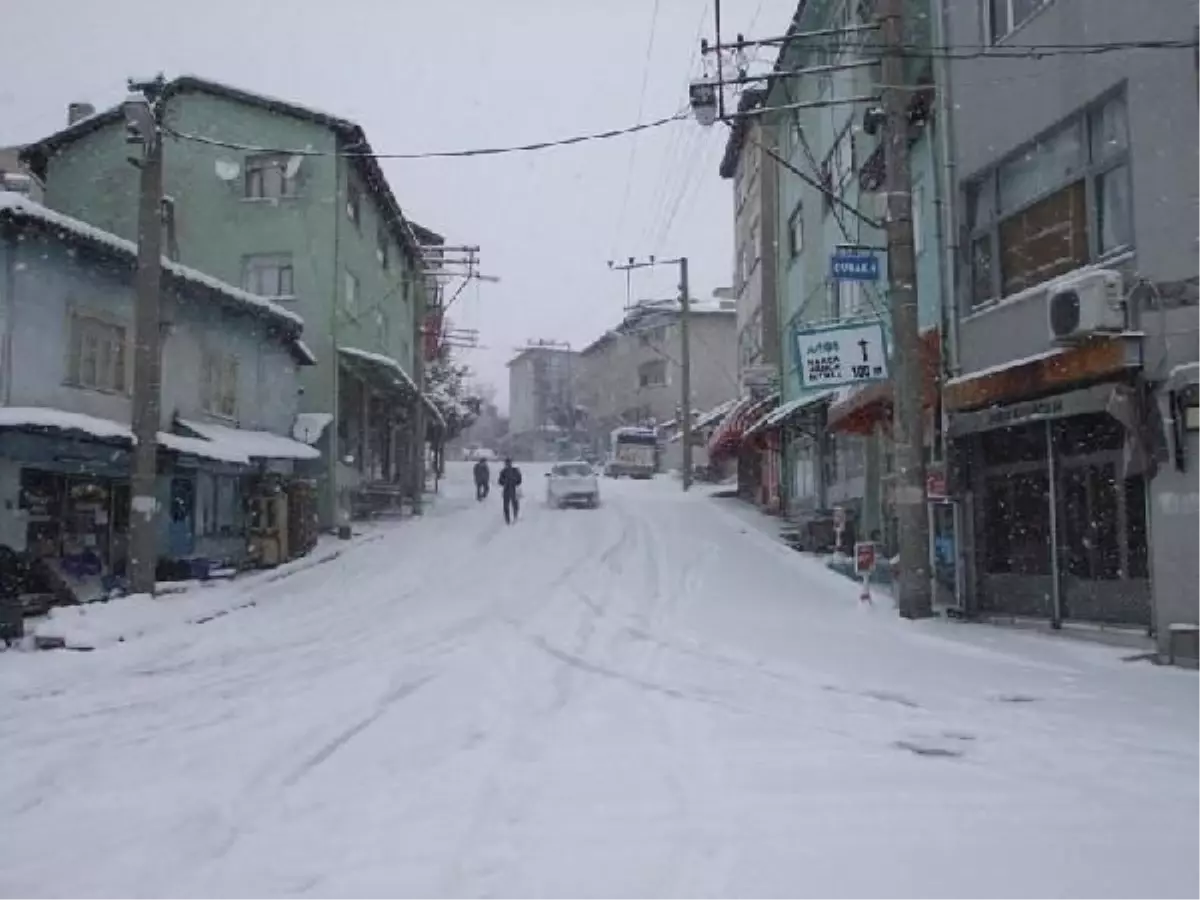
[760,0,947,553]
[941,0,1198,657]
[0,193,318,599]
[19,76,442,527]
[577,296,739,466]
[506,345,580,461]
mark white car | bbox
[546,461,601,509]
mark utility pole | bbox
[879,0,932,618]
[125,75,167,596]
[607,256,693,491]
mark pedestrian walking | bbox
[473,458,490,501]
[498,458,523,524]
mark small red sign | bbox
[854,541,877,575]
[926,470,947,498]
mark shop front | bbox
[946,336,1156,628]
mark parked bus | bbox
[607,427,658,479]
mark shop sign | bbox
[794,321,889,389]
[985,396,1064,428]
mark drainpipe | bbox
[931,0,961,381]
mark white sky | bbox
[0,0,797,413]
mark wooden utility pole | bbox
[126,76,167,596]
[879,0,932,618]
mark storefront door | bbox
[169,476,196,559]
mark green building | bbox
[21,76,444,527]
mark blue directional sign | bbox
[830,251,881,282]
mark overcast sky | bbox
[1,0,796,412]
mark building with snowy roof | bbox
[19,74,446,527]
[0,192,321,601]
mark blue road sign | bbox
[830,252,881,282]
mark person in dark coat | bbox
[497,458,523,524]
[473,458,490,501]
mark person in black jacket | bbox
[473,458,490,501]
[497,458,523,524]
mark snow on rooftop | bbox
[293,412,334,445]
[178,418,320,460]
[0,192,303,331]
[338,346,418,393]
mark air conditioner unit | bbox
[1047,269,1125,343]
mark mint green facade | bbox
[30,86,429,525]
[767,0,946,547]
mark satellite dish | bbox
[214,158,241,182]
[284,154,304,179]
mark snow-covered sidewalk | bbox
[0,466,1195,898]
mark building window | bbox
[245,154,298,199]
[343,270,360,317]
[68,313,127,393]
[377,222,390,269]
[988,0,1050,43]
[638,359,667,388]
[964,90,1130,308]
[787,202,804,258]
[346,180,362,227]
[912,182,924,255]
[838,280,864,319]
[196,473,243,537]
[242,254,295,298]
[202,349,239,419]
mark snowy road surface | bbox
[2,465,1197,899]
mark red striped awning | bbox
[707,393,779,462]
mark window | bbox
[196,473,243,537]
[787,202,804,257]
[245,154,297,199]
[68,313,127,392]
[988,0,1049,43]
[747,216,761,272]
[377,223,390,268]
[201,349,239,419]
[965,91,1130,308]
[242,254,295,298]
[343,270,360,317]
[912,182,924,255]
[638,359,667,388]
[346,180,362,226]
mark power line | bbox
[163,111,688,160]
[611,0,663,260]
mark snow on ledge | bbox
[945,347,1066,387]
[0,407,132,442]
[293,412,334,445]
[177,418,320,460]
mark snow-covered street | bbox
[1,464,1196,899]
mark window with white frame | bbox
[964,90,1131,308]
[244,154,298,200]
[201,348,239,418]
[67,313,127,393]
[242,253,295,298]
[912,182,925,255]
[196,472,243,537]
[987,0,1050,43]
[787,202,804,258]
[343,269,360,317]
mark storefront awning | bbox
[694,398,740,432]
[744,388,839,439]
[338,346,446,431]
[707,393,778,461]
[176,418,320,460]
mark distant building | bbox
[507,345,579,461]
[0,147,43,203]
[577,295,738,464]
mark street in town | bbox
[1,465,1196,899]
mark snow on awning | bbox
[292,412,334,445]
[0,407,252,464]
[744,389,839,439]
[338,345,419,394]
[694,398,739,432]
[707,393,778,462]
[177,418,320,460]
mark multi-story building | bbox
[19,76,442,527]
[0,193,318,600]
[760,0,947,552]
[506,345,579,461]
[941,0,1199,656]
[577,296,739,466]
